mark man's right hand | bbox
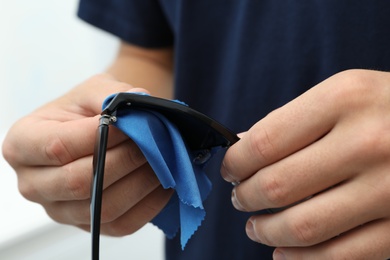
[2,74,173,236]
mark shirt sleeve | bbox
[77,0,173,48]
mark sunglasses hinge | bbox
[99,114,117,126]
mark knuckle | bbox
[124,141,147,168]
[355,132,382,155]
[287,217,320,246]
[350,126,390,164]
[139,166,160,190]
[44,134,72,165]
[100,196,128,224]
[106,141,147,176]
[258,175,288,207]
[2,137,18,167]
[17,178,38,202]
[2,128,30,169]
[331,69,379,108]
[335,69,373,89]
[100,206,117,224]
[63,164,91,200]
[248,125,276,163]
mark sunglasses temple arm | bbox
[91,115,113,260]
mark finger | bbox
[274,218,390,260]
[42,163,161,226]
[3,74,148,167]
[100,163,161,224]
[67,74,149,116]
[231,99,390,212]
[221,76,344,183]
[231,120,362,211]
[17,138,147,202]
[75,186,173,235]
[245,177,388,247]
[101,186,174,236]
[5,116,125,167]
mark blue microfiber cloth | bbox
[102,94,219,249]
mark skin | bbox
[2,42,175,236]
[221,69,390,259]
[3,41,390,258]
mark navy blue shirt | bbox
[78,1,390,259]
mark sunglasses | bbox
[91,92,239,260]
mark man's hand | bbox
[222,69,390,259]
[2,74,173,236]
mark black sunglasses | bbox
[91,92,239,260]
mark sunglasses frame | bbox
[91,93,239,260]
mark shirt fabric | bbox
[78,1,390,259]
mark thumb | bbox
[68,73,149,116]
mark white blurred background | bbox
[0,1,164,259]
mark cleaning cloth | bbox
[102,95,218,249]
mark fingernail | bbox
[246,218,259,242]
[221,161,234,182]
[231,188,245,211]
[273,249,286,260]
